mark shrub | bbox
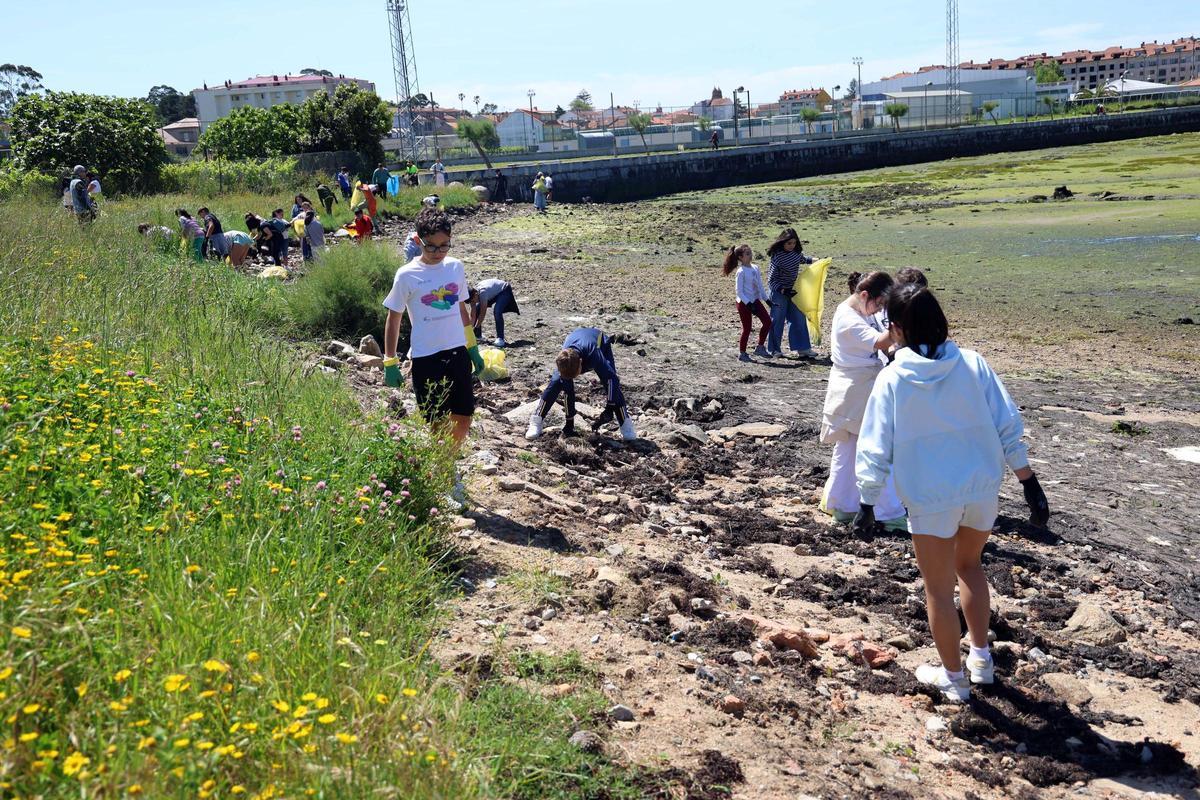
[161,157,307,195]
[285,240,400,341]
[10,91,169,194]
[0,162,57,202]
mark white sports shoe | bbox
[525,414,544,440]
[493,338,507,348]
[915,664,970,703]
[794,348,818,358]
[618,418,637,441]
[966,654,995,685]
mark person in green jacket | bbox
[405,161,420,187]
[315,183,338,215]
[371,163,392,199]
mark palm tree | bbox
[799,107,821,134]
[696,116,712,132]
[1041,95,1056,119]
[627,112,652,152]
[982,101,1001,124]
[458,92,465,110]
[884,102,909,132]
[456,118,499,169]
[473,95,480,114]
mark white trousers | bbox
[825,435,906,520]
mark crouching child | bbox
[526,327,636,441]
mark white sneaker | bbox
[966,654,995,685]
[618,418,637,441]
[794,348,817,358]
[915,664,970,703]
[493,338,507,348]
[525,414,544,440]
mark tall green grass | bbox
[0,197,654,798]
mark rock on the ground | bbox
[719,422,788,438]
[886,633,916,651]
[498,477,526,491]
[738,613,819,658]
[607,704,635,722]
[353,353,384,369]
[690,597,717,618]
[1041,672,1094,706]
[471,185,491,202]
[327,340,356,357]
[1063,602,1127,646]
[358,335,382,357]
[720,694,746,716]
[568,729,603,753]
[503,399,604,424]
[925,716,947,733]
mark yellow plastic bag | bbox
[478,347,508,382]
[791,257,832,346]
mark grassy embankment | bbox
[0,187,656,798]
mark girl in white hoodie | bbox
[855,284,1049,702]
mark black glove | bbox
[562,417,577,437]
[852,504,876,535]
[1020,473,1050,526]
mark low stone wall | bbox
[447,107,1200,204]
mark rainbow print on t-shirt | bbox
[421,283,459,311]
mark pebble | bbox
[590,634,601,644]
[608,704,635,722]
[720,695,746,715]
[606,544,626,558]
[732,651,753,664]
[541,607,558,621]
[531,634,548,645]
[925,716,947,733]
[569,730,604,753]
[498,477,526,491]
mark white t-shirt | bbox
[544,176,553,190]
[830,298,886,369]
[383,257,468,358]
[88,179,101,195]
[735,263,768,304]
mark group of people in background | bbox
[721,230,1052,703]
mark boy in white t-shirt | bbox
[382,207,485,446]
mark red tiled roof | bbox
[959,36,1197,71]
[199,74,369,91]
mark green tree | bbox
[554,104,566,119]
[626,111,652,152]
[10,91,167,193]
[799,107,821,133]
[198,105,301,160]
[845,79,858,100]
[300,68,334,77]
[299,85,390,164]
[0,64,44,118]
[480,102,498,115]
[1034,60,1065,84]
[884,102,909,132]
[329,84,391,165]
[146,85,197,124]
[404,92,430,110]
[456,117,499,169]
[982,100,1001,124]
[570,89,594,112]
[1041,95,1057,119]
[696,116,712,132]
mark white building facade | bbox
[192,74,375,131]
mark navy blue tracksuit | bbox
[537,328,626,422]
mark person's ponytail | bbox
[722,247,739,276]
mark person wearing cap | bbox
[69,165,97,224]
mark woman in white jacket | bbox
[855,284,1049,702]
[820,271,906,526]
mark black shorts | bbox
[410,347,475,422]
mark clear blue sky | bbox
[3,1,1196,111]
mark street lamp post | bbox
[832,85,840,138]
[734,86,744,142]
[923,81,932,130]
[1025,76,1033,120]
[852,57,863,130]
[1120,69,1128,113]
[527,89,536,152]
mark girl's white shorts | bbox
[908,498,998,539]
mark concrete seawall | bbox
[448,107,1200,204]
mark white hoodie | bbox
[856,340,1028,517]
